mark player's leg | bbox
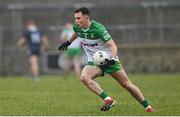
[80,65,103,95]
[63,48,75,78]
[29,55,39,78]
[63,57,72,78]
[110,69,154,112]
[72,56,81,78]
[80,65,116,111]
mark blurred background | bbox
[0,0,180,76]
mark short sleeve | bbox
[98,26,112,42]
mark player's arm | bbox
[98,39,117,67]
[42,35,50,51]
[58,32,77,51]
[99,26,117,60]
[17,36,26,47]
[99,27,117,66]
[106,39,117,59]
[69,32,77,43]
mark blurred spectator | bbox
[59,22,81,78]
[17,19,50,79]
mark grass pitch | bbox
[0,73,179,116]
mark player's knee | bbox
[121,81,132,89]
[80,75,88,83]
[80,75,92,85]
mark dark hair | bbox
[74,7,90,15]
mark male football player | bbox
[17,19,49,79]
[58,7,154,112]
[59,22,82,78]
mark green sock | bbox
[99,92,109,100]
[142,100,149,108]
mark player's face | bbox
[74,12,88,28]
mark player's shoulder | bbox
[91,20,106,33]
[91,20,106,29]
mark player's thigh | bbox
[81,65,102,79]
[64,57,72,66]
[72,56,80,65]
[63,59,73,72]
[29,55,38,66]
[110,69,132,85]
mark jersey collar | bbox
[81,20,92,32]
[81,28,89,32]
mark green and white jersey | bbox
[73,20,112,62]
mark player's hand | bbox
[58,41,71,51]
[98,58,116,69]
[105,58,116,66]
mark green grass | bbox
[0,73,180,116]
